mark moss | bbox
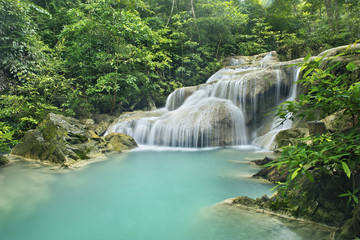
[275,128,307,148]
[11,129,47,160]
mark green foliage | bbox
[0,122,18,153]
[273,47,360,207]
[1,0,360,151]
[339,188,360,207]
[276,52,360,123]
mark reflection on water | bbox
[0,160,56,225]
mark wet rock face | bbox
[11,113,137,166]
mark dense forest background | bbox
[1,0,360,151]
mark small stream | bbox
[0,147,331,239]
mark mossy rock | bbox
[274,128,308,148]
[322,110,353,133]
[11,113,87,163]
[253,165,288,183]
[338,207,360,239]
[104,133,138,152]
[11,113,138,165]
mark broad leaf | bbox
[303,53,311,62]
[341,162,351,178]
[291,168,301,180]
[346,62,357,72]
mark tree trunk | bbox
[165,0,176,28]
[333,0,340,31]
[189,0,201,42]
[324,0,334,32]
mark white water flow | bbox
[253,67,300,149]
[107,53,299,148]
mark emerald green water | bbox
[0,147,331,239]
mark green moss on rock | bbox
[10,113,138,166]
[104,133,138,152]
[275,128,308,148]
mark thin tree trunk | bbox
[165,0,176,28]
[333,0,340,31]
[111,91,117,114]
[190,0,201,42]
[324,0,334,32]
[216,34,223,59]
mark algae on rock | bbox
[11,113,137,166]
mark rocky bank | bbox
[10,113,137,167]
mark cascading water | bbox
[252,67,300,149]
[106,52,300,148]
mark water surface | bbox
[0,147,331,239]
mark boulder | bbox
[250,156,274,166]
[92,114,117,136]
[11,113,137,166]
[104,133,138,152]
[322,110,353,133]
[80,118,95,126]
[338,206,360,239]
[253,165,288,183]
[274,127,308,149]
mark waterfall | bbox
[252,67,300,150]
[106,52,300,148]
[165,88,185,111]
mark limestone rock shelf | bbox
[10,113,137,167]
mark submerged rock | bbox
[11,113,137,166]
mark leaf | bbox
[291,168,301,180]
[341,161,351,178]
[353,196,359,205]
[300,65,307,72]
[304,53,311,62]
[303,68,314,78]
[338,192,351,198]
[346,62,358,72]
[305,170,314,182]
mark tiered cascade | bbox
[106,51,300,149]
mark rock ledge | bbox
[11,113,137,167]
